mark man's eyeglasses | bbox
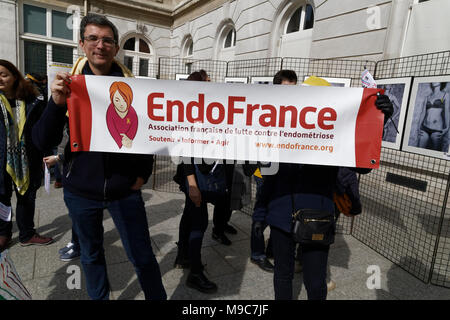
[82,35,117,47]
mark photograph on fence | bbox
[322,77,352,87]
[224,77,248,84]
[251,76,273,84]
[175,74,189,80]
[403,75,450,158]
[376,77,412,150]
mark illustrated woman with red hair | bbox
[106,81,138,148]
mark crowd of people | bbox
[0,13,393,300]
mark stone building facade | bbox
[0,0,449,75]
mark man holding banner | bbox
[32,14,166,300]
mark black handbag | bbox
[291,195,336,246]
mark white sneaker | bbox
[58,242,74,255]
[59,248,81,262]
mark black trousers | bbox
[271,226,329,300]
[0,173,37,242]
[212,164,235,234]
[178,191,228,273]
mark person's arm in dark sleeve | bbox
[32,97,67,152]
[179,157,202,207]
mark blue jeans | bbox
[251,220,274,260]
[63,189,166,300]
[69,226,80,252]
[251,175,272,260]
[271,226,329,300]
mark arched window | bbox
[181,36,194,74]
[188,41,193,56]
[286,7,301,34]
[304,4,314,30]
[224,29,236,48]
[271,1,314,58]
[215,23,236,61]
[122,35,153,77]
[285,4,314,34]
[182,36,193,58]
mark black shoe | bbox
[224,224,238,235]
[174,255,190,269]
[186,271,218,294]
[212,231,232,246]
[250,257,274,272]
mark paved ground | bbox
[5,183,450,300]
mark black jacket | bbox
[32,62,153,201]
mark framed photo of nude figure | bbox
[402,75,450,159]
[376,77,412,150]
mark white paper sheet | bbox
[44,162,50,194]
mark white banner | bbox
[67,75,384,168]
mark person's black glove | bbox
[375,94,393,125]
[253,221,264,238]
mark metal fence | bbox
[227,57,282,78]
[354,148,450,285]
[282,57,376,87]
[358,51,450,288]
[375,50,450,79]
[158,57,228,82]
